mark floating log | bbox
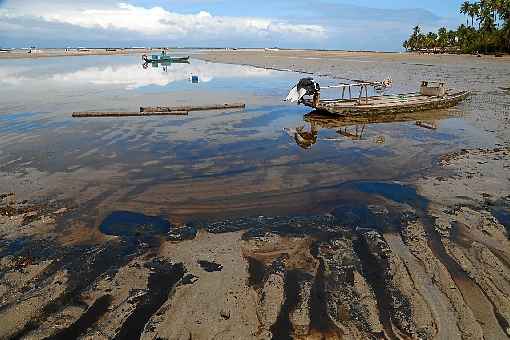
[72,111,188,118]
[140,103,245,113]
[416,121,438,130]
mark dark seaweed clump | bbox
[198,260,223,272]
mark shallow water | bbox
[99,211,171,237]
[0,55,497,224]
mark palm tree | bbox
[461,1,471,26]
[480,0,496,32]
[477,1,496,52]
[448,30,458,49]
[488,0,504,27]
[426,32,438,51]
[407,25,422,51]
[498,0,510,50]
[498,0,510,22]
[457,24,470,50]
[403,40,409,51]
[468,2,481,28]
[403,0,510,54]
[504,21,510,51]
[438,27,449,51]
[412,25,421,36]
[492,0,508,27]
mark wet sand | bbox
[1,50,510,339]
[190,49,510,339]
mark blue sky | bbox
[0,0,467,51]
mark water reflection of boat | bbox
[303,109,450,128]
[286,109,451,149]
[289,125,319,149]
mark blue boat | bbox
[142,52,190,64]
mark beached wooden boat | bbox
[303,90,469,115]
[299,81,470,115]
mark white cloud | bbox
[0,1,326,42]
[0,0,457,50]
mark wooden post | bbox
[313,91,320,108]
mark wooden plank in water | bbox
[416,121,438,130]
[140,103,245,113]
[73,111,188,118]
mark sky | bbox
[0,0,467,51]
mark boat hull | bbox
[303,91,470,115]
[142,55,190,63]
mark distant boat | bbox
[27,47,42,54]
[142,53,190,63]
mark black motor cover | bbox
[297,78,320,95]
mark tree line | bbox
[403,0,510,54]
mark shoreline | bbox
[1,48,509,61]
[0,48,149,60]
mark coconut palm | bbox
[412,25,421,36]
[404,0,510,54]
[438,27,449,51]
[498,0,510,21]
[493,0,510,27]
[499,1,510,50]
[504,22,510,51]
[426,32,438,51]
[466,2,479,28]
[448,30,458,48]
[480,0,496,32]
[456,24,470,49]
[461,1,472,26]
[407,26,422,51]
[403,40,409,51]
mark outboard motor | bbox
[286,78,320,104]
